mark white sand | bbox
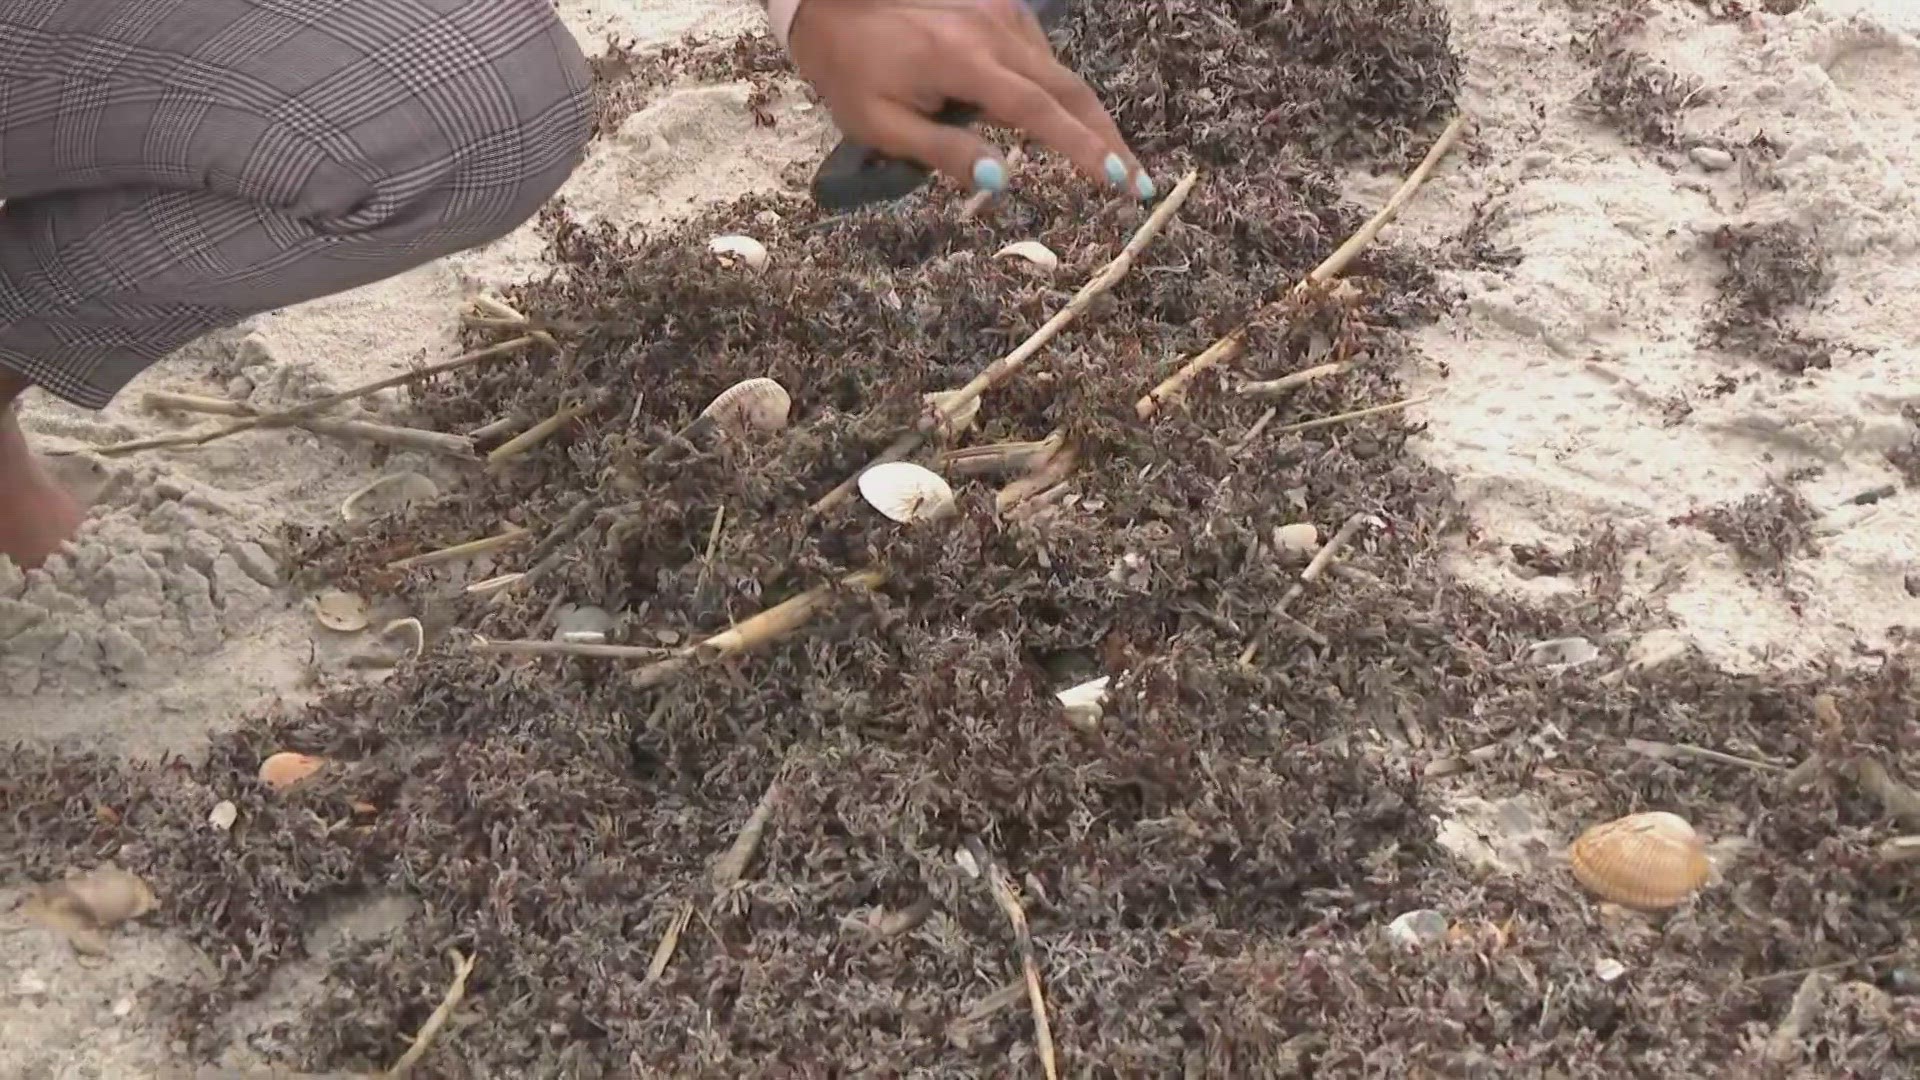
[4,0,1917,1073]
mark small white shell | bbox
[995,240,1059,272]
[1054,676,1110,711]
[858,462,956,524]
[1273,522,1319,557]
[208,801,238,832]
[700,377,791,434]
[312,590,370,633]
[341,471,439,524]
[708,234,769,270]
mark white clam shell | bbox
[994,240,1060,272]
[700,377,791,434]
[312,589,370,633]
[857,462,956,524]
[708,234,769,270]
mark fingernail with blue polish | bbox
[1104,153,1128,188]
[1135,172,1157,201]
[973,157,1007,193]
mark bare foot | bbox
[1,405,85,570]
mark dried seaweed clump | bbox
[1058,0,1461,172]
[1675,485,1818,573]
[1576,4,1705,150]
[1700,220,1841,374]
[586,29,791,138]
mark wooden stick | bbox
[97,335,540,456]
[387,528,530,571]
[384,949,475,1077]
[1239,512,1370,665]
[809,169,1201,516]
[1269,395,1429,437]
[485,400,592,470]
[1238,360,1352,397]
[1137,115,1467,419]
[968,839,1058,1080]
[711,777,782,890]
[469,637,671,659]
[144,389,476,455]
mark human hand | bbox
[784,0,1154,201]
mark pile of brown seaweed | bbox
[5,1,1917,1075]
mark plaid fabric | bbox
[0,0,594,409]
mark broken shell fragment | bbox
[700,377,792,434]
[381,617,426,658]
[258,752,328,793]
[1568,811,1710,911]
[994,240,1060,272]
[858,461,957,524]
[312,589,370,633]
[1273,522,1319,557]
[208,801,239,831]
[24,864,157,939]
[708,234,769,270]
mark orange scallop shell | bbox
[1568,811,1710,911]
[258,751,328,792]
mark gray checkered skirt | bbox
[0,0,594,409]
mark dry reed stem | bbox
[1877,835,1920,864]
[467,414,524,443]
[644,902,693,985]
[386,527,530,571]
[711,777,782,890]
[1239,511,1371,665]
[142,390,475,456]
[383,949,475,1077]
[621,569,888,689]
[996,443,1079,515]
[485,399,593,470]
[1622,739,1786,772]
[968,839,1058,1080]
[470,293,560,350]
[1239,360,1353,397]
[941,430,1066,477]
[809,168,1201,515]
[1270,395,1429,436]
[1136,114,1468,419]
[97,335,540,456]
[469,637,671,659]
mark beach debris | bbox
[942,431,1065,478]
[1594,957,1629,982]
[699,377,792,434]
[23,863,157,957]
[1385,909,1449,950]
[341,471,439,524]
[208,801,239,831]
[1529,636,1601,669]
[312,589,370,633]
[858,462,957,524]
[466,572,524,597]
[707,234,769,270]
[1690,145,1734,171]
[1273,522,1320,558]
[259,751,328,793]
[921,389,981,438]
[994,239,1060,272]
[1055,675,1111,729]
[381,617,427,659]
[1568,811,1711,911]
[553,604,616,645]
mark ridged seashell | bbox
[857,462,956,524]
[995,240,1059,272]
[700,377,791,434]
[708,234,769,270]
[1568,811,1710,911]
[258,751,328,792]
[312,590,370,632]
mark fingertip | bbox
[972,156,1009,194]
[1135,171,1157,201]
